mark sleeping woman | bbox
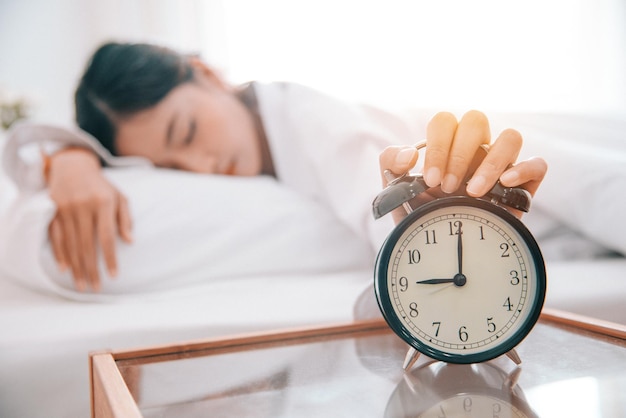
[4,41,547,293]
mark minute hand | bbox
[457,221,463,275]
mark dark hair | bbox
[74,42,194,155]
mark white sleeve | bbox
[258,83,429,252]
[307,107,421,252]
[2,122,150,192]
[0,190,60,295]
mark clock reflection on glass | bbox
[384,360,539,418]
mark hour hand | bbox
[417,274,467,287]
[416,278,455,285]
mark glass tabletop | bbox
[110,317,626,418]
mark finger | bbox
[58,209,87,292]
[48,216,69,272]
[424,112,458,187]
[76,209,101,292]
[466,128,522,197]
[442,110,491,193]
[97,200,118,279]
[379,145,419,187]
[116,193,134,244]
[500,157,548,197]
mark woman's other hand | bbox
[379,110,547,221]
[46,148,132,292]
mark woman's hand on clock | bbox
[379,110,547,219]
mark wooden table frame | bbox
[89,308,626,418]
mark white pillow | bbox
[8,167,374,299]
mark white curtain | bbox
[1,0,624,126]
[214,0,626,114]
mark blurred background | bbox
[1,0,625,128]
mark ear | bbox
[188,56,230,91]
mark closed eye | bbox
[183,119,196,146]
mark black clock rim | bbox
[374,196,547,364]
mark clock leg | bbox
[505,348,522,365]
[503,365,523,389]
[403,347,421,371]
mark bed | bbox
[1,112,625,418]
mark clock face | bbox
[375,197,546,363]
[419,395,528,418]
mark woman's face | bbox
[115,64,263,176]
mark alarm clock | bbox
[373,144,546,367]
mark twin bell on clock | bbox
[372,142,546,370]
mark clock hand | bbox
[416,274,467,287]
[416,278,455,284]
[456,221,463,275]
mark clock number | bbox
[458,326,469,342]
[510,270,520,285]
[432,321,441,337]
[487,317,496,333]
[407,249,421,264]
[493,402,502,417]
[479,225,485,240]
[463,397,472,412]
[425,229,437,245]
[448,220,462,235]
[409,302,419,317]
[398,276,409,292]
[500,243,510,257]
[503,297,513,311]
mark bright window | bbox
[200,0,626,113]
